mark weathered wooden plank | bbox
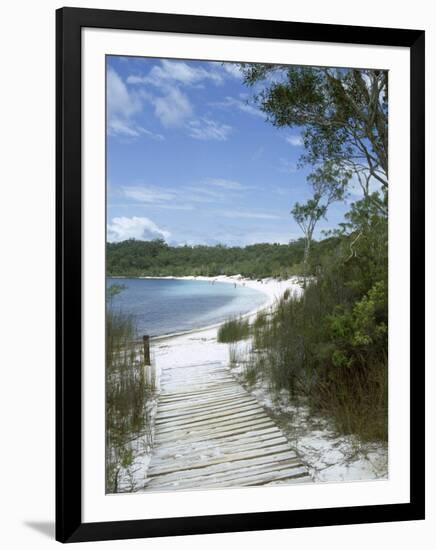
[143,359,311,491]
[153,421,278,449]
[161,361,225,372]
[161,381,235,390]
[158,394,247,408]
[155,408,269,433]
[162,372,236,382]
[160,381,243,393]
[147,451,302,486]
[156,399,260,422]
[162,380,235,390]
[152,435,288,462]
[148,443,297,477]
[145,459,307,490]
[153,426,283,460]
[156,405,263,428]
[206,467,310,489]
[219,465,312,488]
[157,394,256,414]
[151,427,283,458]
[158,387,246,404]
[154,417,276,444]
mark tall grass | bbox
[228,343,239,366]
[106,305,155,493]
[244,277,388,443]
[217,316,250,343]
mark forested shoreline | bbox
[107,237,337,279]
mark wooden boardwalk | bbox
[143,360,312,491]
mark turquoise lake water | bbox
[107,278,267,337]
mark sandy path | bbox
[136,276,312,491]
[142,357,312,491]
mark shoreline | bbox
[132,274,303,343]
[147,275,387,486]
[147,275,303,388]
[116,274,387,490]
[115,274,303,492]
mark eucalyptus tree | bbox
[241,64,388,215]
[292,161,348,278]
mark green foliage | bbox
[228,343,239,366]
[240,65,388,215]
[243,355,259,387]
[218,317,250,343]
[253,309,268,330]
[246,197,388,442]
[351,281,388,347]
[107,239,309,279]
[107,283,127,303]
[106,300,155,493]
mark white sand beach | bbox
[149,275,302,396]
[151,276,387,484]
[118,275,387,492]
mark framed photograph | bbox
[56,7,425,543]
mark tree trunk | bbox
[303,237,311,286]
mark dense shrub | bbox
[247,197,388,442]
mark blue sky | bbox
[106,56,351,246]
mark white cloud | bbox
[123,185,176,203]
[123,182,227,207]
[187,118,232,141]
[152,88,193,127]
[107,216,170,242]
[220,62,244,79]
[205,178,248,190]
[122,184,198,210]
[108,118,164,140]
[210,95,263,118]
[108,117,141,137]
[121,178,249,211]
[127,59,224,88]
[107,68,164,140]
[107,67,140,120]
[142,129,165,141]
[109,201,194,211]
[150,203,194,211]
[285,134,303,147]
[125,61,245,138]
[218,210,281,220]
[184,186,227,202]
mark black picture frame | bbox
[56,6,425,543]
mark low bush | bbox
[218,316,250,343]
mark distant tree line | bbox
[106,238,338,279]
